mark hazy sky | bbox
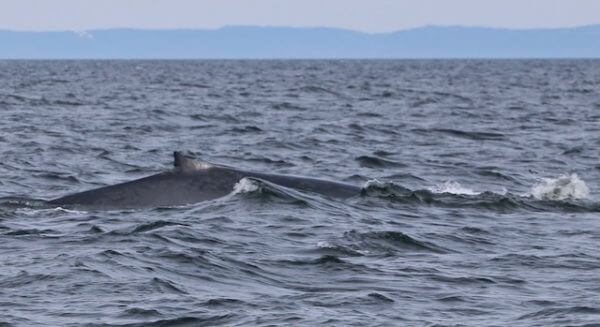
[2,0,599,33]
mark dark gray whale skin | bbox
[48,152,360,208]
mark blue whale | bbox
[49,152,360,208]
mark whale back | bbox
[49,152,360,208]
[49,153,243,208]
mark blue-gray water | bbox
[1,60,599,326]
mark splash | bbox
[232,177,260,194]
[429,181,480,196]
[530,174,590,201]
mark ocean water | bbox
[0,59,599,326]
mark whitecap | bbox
[429,180,480,196]
[497,186,508,196]
[317,241,332,248]
[232,177,260,194]
[361,179,385,189]
[530,173,590,201]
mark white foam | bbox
[362,179,385,189]
[530,173,590,201]
[497,187,508,196]
[17,207,86,215]
[429,181,480,196]
[232,177,260,194]
[317,241,332,248]
[317,241,370,255]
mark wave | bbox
[355,155,407,169]
[529,173,590,201]
[428,180,483,196]
[1,93,86,107]
[232,177,261,195]
[1,173,593,214]
[518,306,600,321]
[412,128,505,141]
[95,315,236,327]
[227,125,263,133]
[230,177,311,206]
[179,82,209,89]
[343,230,449,254]
[0,197,90,218]
[272,102,307,111]
[0,196,49,209]
[310,230,449,258]
[360,177,598,213]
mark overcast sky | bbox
[2,0,599,33]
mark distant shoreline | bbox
[2,25,599,59]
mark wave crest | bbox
[530,174,590,201]
[230,177,311,206]
[361,179,412,197]
[429,181,481,196]
[232,177,260,195]
[358,178,597,212]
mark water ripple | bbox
[1,59,599,326]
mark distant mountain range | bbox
[1,25,599,59]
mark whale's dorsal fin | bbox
[173,151,212,172]
[173,151,193,170]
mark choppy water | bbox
[1,60,599,326]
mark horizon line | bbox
[2,23,600,34]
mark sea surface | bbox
[0,60,599,326]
